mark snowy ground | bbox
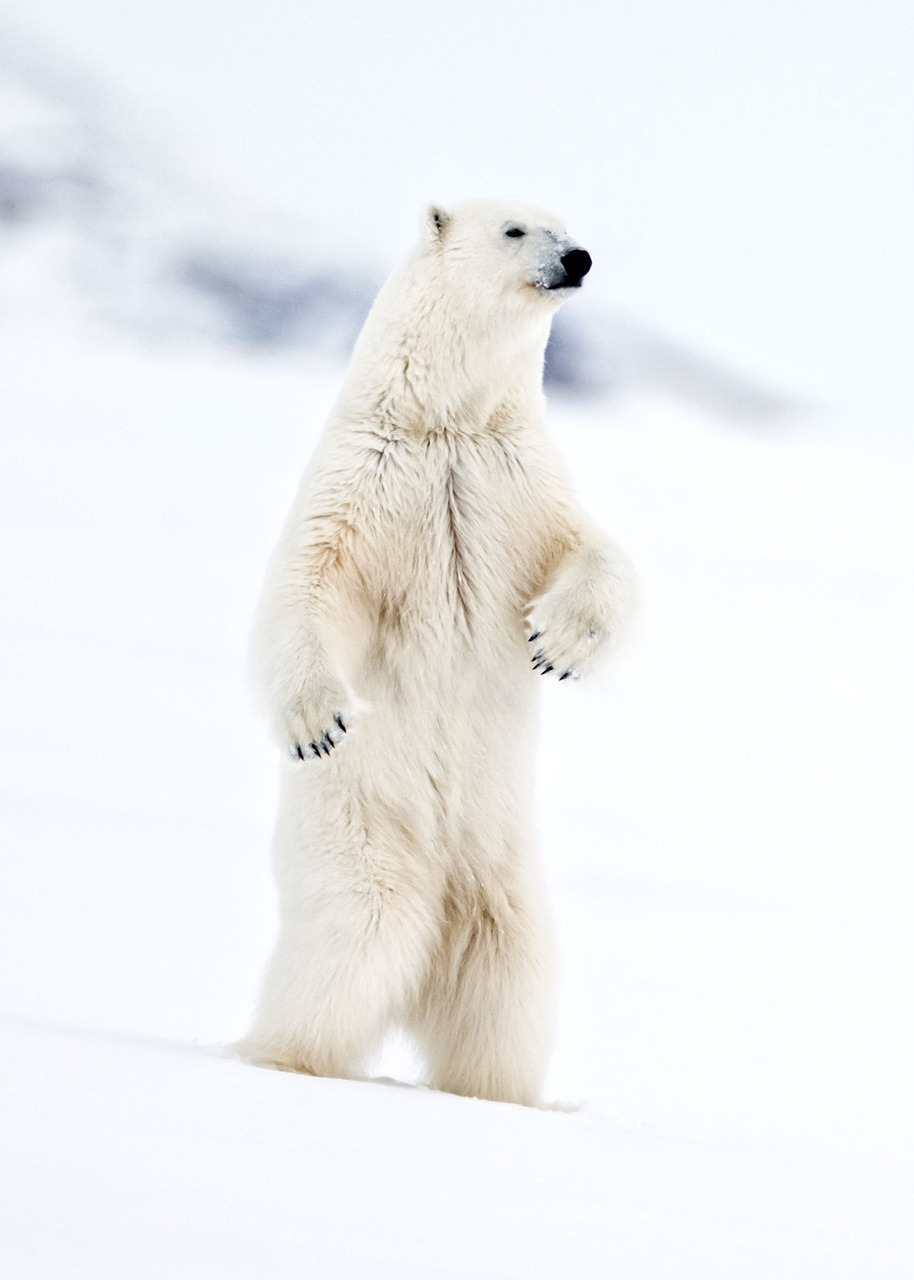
[1,320,912,1275]
[4,1021,910,1280]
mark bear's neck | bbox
[337,258,553,436]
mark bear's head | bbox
[345,200,592,412]
[421,199,592,322]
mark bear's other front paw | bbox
[287,711,349,761]
[280,674,353,761]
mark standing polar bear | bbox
[242,200,634,1106]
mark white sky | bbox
[12,0,914,424]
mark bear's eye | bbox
[504,226,526,239]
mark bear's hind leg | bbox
[241,875,438,1080]
[413,867,556,1107]
[240,779,441,1082]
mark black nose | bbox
[561,248,592,285]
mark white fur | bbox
[239,200,635,1106]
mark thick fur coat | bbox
[241,201,635,1106]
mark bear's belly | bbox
[355,511,541,715]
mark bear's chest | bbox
[355,431,551,622]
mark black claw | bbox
[322,732,334,753]
[541,665,554,675]
[559,671,572,681]
[335,713,347,734]
[295,743,305,760]
[310,742,321,758]
[528,631,541,643]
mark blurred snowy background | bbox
[1,2,912,1276]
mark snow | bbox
[3,1021,910,1280]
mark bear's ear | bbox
[423,204,451,242]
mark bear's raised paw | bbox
[527,627,604,682]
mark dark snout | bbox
[543,245,592,291]
[560,248,592,287]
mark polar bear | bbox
[241,200,635,1106]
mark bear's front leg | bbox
[251,552,359,760]
[250,490,369,762]
[526,533,636,680]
